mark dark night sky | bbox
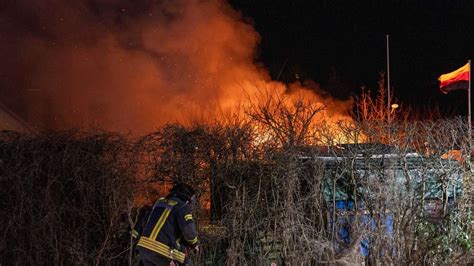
[229,0,474,116]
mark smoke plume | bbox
[0,0,351,133]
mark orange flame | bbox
[3,0,353,135]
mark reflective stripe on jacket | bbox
[137,195,198,263]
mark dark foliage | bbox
[0,131,136,265]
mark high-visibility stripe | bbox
[149,210,167,239]
[131,229,139,238]
[149,199,178,239]
[150,208,171,240]
[155,209,171,237]
[138,242,178,262]
[138,238,186,261]
[186,236,198,245]
[137,237,186,263]
[156,199,178,207]
[139,241,176,260]
[138,241,169,256]
[184,214,193,221]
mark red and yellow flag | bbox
[438,62,470,94]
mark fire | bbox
[2,0,354,136]
[244,82,355,146]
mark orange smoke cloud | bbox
[0,0,352,133]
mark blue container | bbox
[329,200,394,257]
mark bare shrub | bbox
[0,87,472,265]
[0,131,137,265]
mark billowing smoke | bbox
[0,0,351,133]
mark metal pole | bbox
[469,59,473,227]
[386,35,391,144]
[469,60,472,157]
[386,35,391,115]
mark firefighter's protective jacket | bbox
[136,194,198,264]
[131,205,152,240]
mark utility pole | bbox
[469,59,472,155]
[386,35,391,144]
[386,35,391,117]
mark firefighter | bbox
[136,183,199,266]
